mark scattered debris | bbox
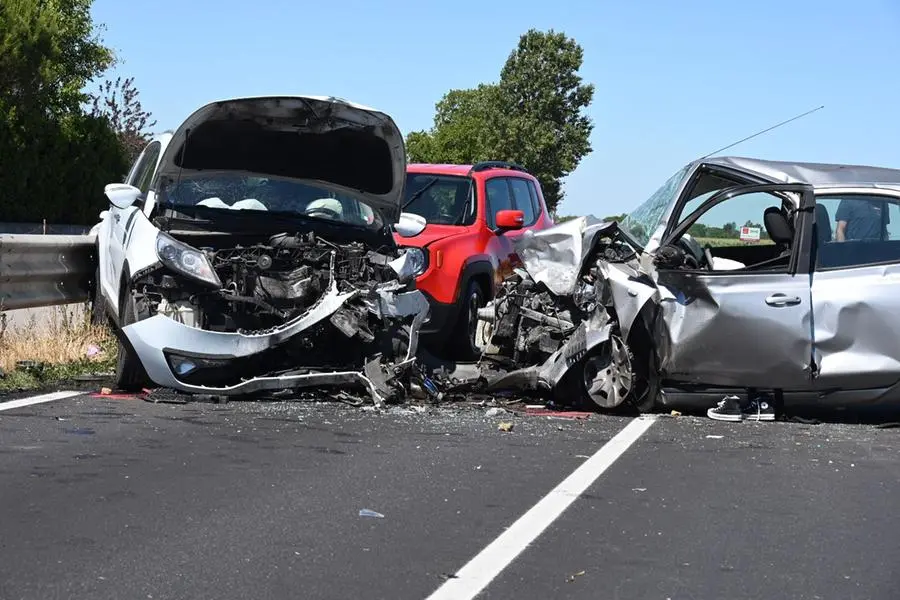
[485,407,508,418]
[670,410,682,417]
[99,387,112,395]
[566,570,586,583]
[706,435,724,439]
[497,422,514,432]
[525,406,592,420]
[359,509,385,518]
[86,344,102,358]
[632,487,647,492]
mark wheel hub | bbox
[582,335,634,409]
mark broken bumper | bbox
[122,285,429,405]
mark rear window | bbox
[402,174,475,226]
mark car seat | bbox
[815,203,832,245]
[747,206,794,269]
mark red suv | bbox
[394,161,555,359]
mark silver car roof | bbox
[696,156,900,190]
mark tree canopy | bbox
[0,0,155,225]
[406,29,595,214]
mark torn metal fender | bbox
[512,216,617,296]
[601,262,660,343]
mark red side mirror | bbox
[495,209,525,231]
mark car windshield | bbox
[619,164,692,247]
[158,172,381,229]
[402,173,474,225]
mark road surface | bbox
[0,391,897,599]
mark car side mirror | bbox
[495,209,525,233]
[395,211,428,237]
[104,183,143,209]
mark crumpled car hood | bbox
[511,216,618,296]
[154,95,407,222]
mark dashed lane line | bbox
[425,415,658,600]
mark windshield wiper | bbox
[402,177,438,210]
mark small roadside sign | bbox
[740,226,761,242]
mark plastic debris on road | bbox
[359,509,385,518]
[497,422,514,432]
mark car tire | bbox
[115,292,151,392]
[90,265,107,326]
[452,280,486,361]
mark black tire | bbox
[451,280,486,361]
[90,265,107,326]
[115,292,151,392]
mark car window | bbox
[131,142,161,194]
[659,190,797,272]
[485,178,513,229]
[509,178,537,226]
[815,195,900,270]
[402,174,475,225]
[160,173,383,229]
[675,171,744,230]
[686,192,782,249]
[526,180,542,218]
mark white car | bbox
[91,95,430,405]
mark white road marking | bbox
[426,415,658,600]
[0,391,83,412]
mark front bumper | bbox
[416,289,461,339]
[122,282,430,405]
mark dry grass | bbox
[0,303,116,389]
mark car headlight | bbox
[389,247,428,283]
[404,248,427,277]
[156,232,221,288]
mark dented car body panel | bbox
[467,156,900,411]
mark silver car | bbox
[456,156,900,413]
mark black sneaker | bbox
[743,396,775,421]
[707,395,743,422]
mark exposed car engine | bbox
[130,230,426,400]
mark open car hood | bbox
[154,96,407,222]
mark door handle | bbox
[765,293,801,307]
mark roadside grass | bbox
[0,304,116,392]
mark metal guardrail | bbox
[0,234,96,311]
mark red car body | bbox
[392,161,555,358]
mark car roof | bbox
[698,156,900,190]
[407,163,536,179]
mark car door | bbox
[652,183,817,389]
[108,141,161,303]
[484,177,520,282]
[810,191,900,391]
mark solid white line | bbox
[0,391,83,412]
[426,415,657,600]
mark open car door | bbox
[651,183,817,390]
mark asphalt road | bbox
[0,391,898,600]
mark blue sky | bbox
[89,0,900,220]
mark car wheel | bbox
[453,280,485,361]
[90,265,107,326]
[115,292,151,392]
[578,335,634,410]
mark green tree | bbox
[90,76,158,163]
[406,29,595,213]
[0,0,136,225]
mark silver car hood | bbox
[154,95,407,222]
